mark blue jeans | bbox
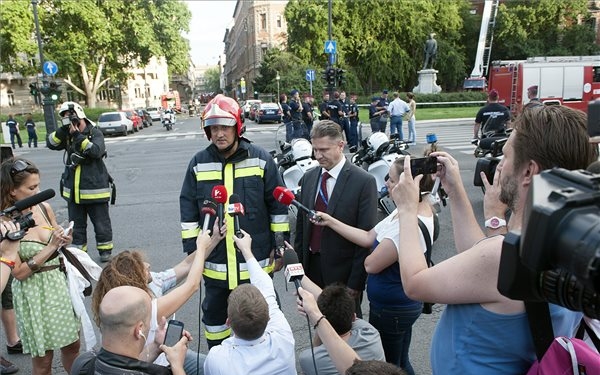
[183,349,206,375]
[390,116,404,140]
[369,304,422,375]
[407,116,416,143]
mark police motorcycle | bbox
[272,123,318,195]
[162,109,175,131]
[472,128,511,193]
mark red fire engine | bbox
[488,56,600,115]
[160,90,181,112]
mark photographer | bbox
[390,106,597,374]
[47,101,114,263]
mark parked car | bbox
[136,109,153,127]
[121,109,143,131]
[255,103,282,124]
[97,112,133,136]
[242,99,261,118]
[146,107,162,121]
[249,102,260,121]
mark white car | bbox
[97,112,133,136]
[242,100,261,118]
[146,107,162,121]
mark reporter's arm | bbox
[160,336,189,375]
[0,221,20,292]
[364,239,398,274]
[11,227,66,280]
[481,171,508,236]
[313,212,376,248]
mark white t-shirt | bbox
[373,208,434,252]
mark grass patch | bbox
[357,105,480,122]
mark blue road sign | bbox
[43,61,58,76]
[324,40,337,54]
[305,69,315,82]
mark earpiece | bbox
[139,330,146,341]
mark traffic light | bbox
[29,83,39,96]
[326,68,336,87]
[336,68,346,87]
[48,81,62,102]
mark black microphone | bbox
[283,247,305,293]
[211,185,227,228]
[201,199,217,233]
[0,189,56,216]
[273,186,319,221]
[227,193,244,238]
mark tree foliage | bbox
[203,67,221,94]
[0,0,191,107]
[493,0,598,60]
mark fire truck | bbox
[160,90,181,112]
[488,56,600,114]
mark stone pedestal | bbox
[412,69,442,94]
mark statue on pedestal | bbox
[422,33,438,70]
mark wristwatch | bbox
[485,216,507,229]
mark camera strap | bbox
[525,301,555,360]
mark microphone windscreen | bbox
[211,185,228,204]
[201,199,217,215]
[273,186,294,206]
[229,193,241,204]
[14,189,56,211]
[283,247,300,267]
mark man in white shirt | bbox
[387,92,410,140]
[203,230,296,375]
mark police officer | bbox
[327,91,343,127]
[338,91,351,145]
[289,89,308,140]
[179,94,289,348]
[47,102,114,262]
[301,94,314,135]
[318,92,331,121]
[348,94,360,152]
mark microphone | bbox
[0,189,56,216]
[201,199,217,233]
[211,185,227,227]
[273,186,319,221]
[227,193,244,238]
[283,247,305,293]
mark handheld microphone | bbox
[0,189,56,216]
[273,186,319,221]
[211,185,227,227]
[201,199,217,233]
[227,193,244,238]
[283,247,305,294]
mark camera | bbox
[497,168,600,319]
[410,156,438,176]
[1,211,35,241]
[473,137,507,187]
[60,104,79,130]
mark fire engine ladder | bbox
[481,0,499,77]
[509,62,519,115]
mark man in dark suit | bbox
[295,120,377,317]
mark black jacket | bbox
[71,348,172,375]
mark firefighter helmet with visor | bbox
[202,94,245,139]
[58,101,87,119]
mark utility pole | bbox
[327,0,334,97]
[32,0,57,133]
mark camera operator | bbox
[390,106,597,374]
[47,101,114,263]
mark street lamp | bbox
[276,72,280,102]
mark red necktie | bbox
[309,171,330,253]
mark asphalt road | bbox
[2,115,487,374]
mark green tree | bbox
[0,0,191,107]
[0,0,38,76]
[493,0,598,60]
[203,67,221,94]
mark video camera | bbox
[497,168,600,319]
[473,137,508,187]
[0,189,56,241]
[60,103,79,129]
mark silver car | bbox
[146,107,162,121]
[97,112,133,136]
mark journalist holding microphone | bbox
[1,157,80,375]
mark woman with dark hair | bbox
[312,149,437,375]
[0,157,79,375]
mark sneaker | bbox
[6,340,22,354]
[99,251,112,263]
[0,356,18,374]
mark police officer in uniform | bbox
[318,92,331,121]
[47,102,114,262]
[301,95,314,135]
[348,94,360,153]
[288,89,308,140]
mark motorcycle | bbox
[162,113,174,131]
[472,129,511,193]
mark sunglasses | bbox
[10,160,31,176]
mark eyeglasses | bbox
[10,160,31,176]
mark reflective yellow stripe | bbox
[97,243,113,250]
[205,328,231,341]
[80,192,111,200]
[195,171,222,181]
[202,268,226,280]
[182,227,200,239]
[81,138,90,152]
[270,222,290,232]
[224,163,237,290]
[239,262,274,280]
[74,165,81,204]
[51,133,61,146]
[234,166,264,179]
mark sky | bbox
[183,1,237,67]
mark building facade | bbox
[222,0,288,100]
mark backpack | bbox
[417,215,438,314]
[526,302,600,375]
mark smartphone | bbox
[163,319,184,347]
[63,221,74,236]
[410,156,438,176]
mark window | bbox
[7,90,14,106]
[277,15,282,28]
[260,13,266,30]
[135,86,142,99]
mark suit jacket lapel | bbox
[327,160,350,214]
[305,167,320,210]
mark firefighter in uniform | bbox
[47,101,114,262]
[179,94,289,348]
